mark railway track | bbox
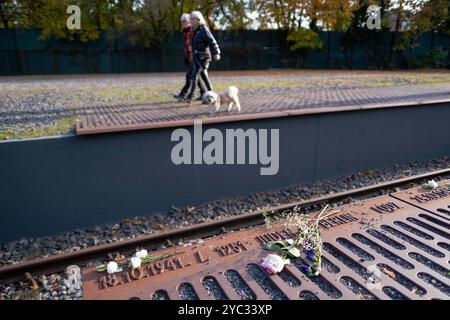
[0,169,450,290]
[84,173,450,300]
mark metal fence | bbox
[0,29,449,75]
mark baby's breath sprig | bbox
[264,204,339,277]
[263,210,276,229]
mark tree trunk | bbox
[310,19,318,33]
[0,5,9,29]
[95,3,101,30]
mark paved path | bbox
[1,71,449,136]
[76,83,450,134]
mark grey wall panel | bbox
[0,104,449,242]
[314,105,450,180]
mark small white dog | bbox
[202,86,241,113]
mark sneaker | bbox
[173,93,185,100]
[182,96,193,104]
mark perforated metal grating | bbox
[75,85,450,135]
[82,181,450,300]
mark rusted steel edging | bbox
[0,168,448,284]
[76,98,450,135]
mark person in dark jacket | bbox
[174,13,206,101]
[182,11,221,103]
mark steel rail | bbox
[0,167,449,284]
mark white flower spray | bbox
[262,204,339,277]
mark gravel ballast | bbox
[0,156,448,300]
[0,156,448,268]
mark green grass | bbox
[0,116,79,141]
[27,73,450,105]
[95,86,175,103]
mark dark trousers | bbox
[179,63,208,97]
[186,55,213,99]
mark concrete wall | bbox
[0,103,449,242]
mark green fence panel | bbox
[0,29,448,75]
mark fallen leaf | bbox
[122,219,145,226]
[356,292,365,300]
[382,267,396,278]
[187,207,196,213]
[24,272,39,291]
[158,224,170,231]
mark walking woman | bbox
[174,13,206,101]
[182,11,221,103]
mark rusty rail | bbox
[83,180,450,300]
[0,168,449,286]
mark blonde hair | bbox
[180,13,190,23]
[190,11,206,25]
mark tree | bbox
[412,0,449,34]
[125,0,179,47]
[0,0,46,29]
[217,0,256,30]
[254,0,304,30]
[316,0,358,32]
[31,0,106,41]
[125,0,257,47]
[0,0,18,28]
[109,0,138,29]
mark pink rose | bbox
[261,254,289,275]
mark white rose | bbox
[135,249,148,259]
[106,261,119,274]
[428,180,439,189]
[130,256,141,269]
